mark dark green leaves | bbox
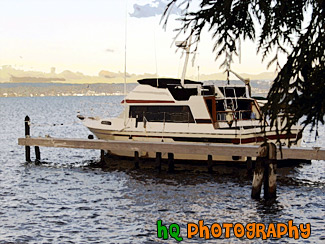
[163,0,324,136]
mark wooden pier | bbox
[18,136,325,161]
[18,116,325,200]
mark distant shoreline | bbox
[0,81,269,98]
[0,82,137,98]
[0,94,125,98]
[0,65,277,85]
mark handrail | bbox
[217,110,253,121]
[133,111,194,123]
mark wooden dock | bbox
[18,137,325,161]
[18,116,325,200]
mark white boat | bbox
[81,77,302,162]
[81,39,302,162]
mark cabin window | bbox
[129,106,195,123]
[216,99,254,121]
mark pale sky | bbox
[0,0,287,78]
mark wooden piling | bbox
[156,152,162,172]
[264,143,277,199]
[24,116,31,162]
[251,157,265,199]
[25,116,30,137]
[207,155,213,173]
[100,150,105,164]
[251,142,277,200]
[246,156,253,175]
[35,146,41,162]
[168,153,174,173]
[134,151,140,169]
[251,143,268,199]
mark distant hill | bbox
[0,65,276,84]
[10,75,65,83]
[0,82,138,97]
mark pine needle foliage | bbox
[163,0,325,137]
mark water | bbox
[0,96,324,243]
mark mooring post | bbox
[251,143,268,199]
[100,150,105,164]
[134,151,140,169]
[246,156,253,175]
[156,152,162,172]
[167,153,174,173]
[35,146,41,162]
[207,155,213,173]
[264,143,277,199]
[251,158,264,199]
[24,116,31,162]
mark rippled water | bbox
[0,96,324,243]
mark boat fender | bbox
[143,117,147,128]
[77,115,85,120]
[226,109,233,127]
[135,115,139,128]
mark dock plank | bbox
[18,137,325,160]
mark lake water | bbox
[0,96,324,243]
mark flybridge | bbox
[137,78,202,88]
[137,78,215,101]
[137,78,250,99]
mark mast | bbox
[176,35,192,87]
[228,69,251,98]
[123,0,128,126]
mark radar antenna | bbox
[227,69,251,98]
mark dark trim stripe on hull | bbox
[195,119,212,124]
[121,100,175,104]
[89,128,299,145]
[172,134,297,144]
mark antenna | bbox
[176,35,192,87]
[197,65,200,81]
[154,28,159,87]
[197,51,200,81]
[123,0,128,126]
[239,38,241,64]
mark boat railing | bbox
[216,110,252,121]
[140,111,194,123]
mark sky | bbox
[0,0,288,78]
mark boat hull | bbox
[86,126,302,162]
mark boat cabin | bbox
[124,78,261,128]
